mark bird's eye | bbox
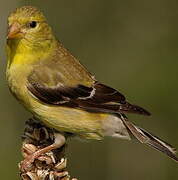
[29,21,37,28]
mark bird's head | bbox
[7,6,56,49]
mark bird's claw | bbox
[20,154,35,172]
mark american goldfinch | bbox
[6,6,178,170]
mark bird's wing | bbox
[27,52,150,116]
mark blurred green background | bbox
[0,0,178,179]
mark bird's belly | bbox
[32,102,130,141]
[7,66,128,140]
[32,101,108,139]
[7,75,106,139]
[9,83,106,139]
[6,64,120,140]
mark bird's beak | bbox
[7,22,24,39]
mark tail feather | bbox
[121,116,178,162]
[120,102,151,116]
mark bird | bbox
[6,6,178,171]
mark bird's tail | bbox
[121,115,178,162]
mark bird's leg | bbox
[21,133,66,172]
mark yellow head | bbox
[7,6,56,51]
[7,6,57,65]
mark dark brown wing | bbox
[27,81,151,116]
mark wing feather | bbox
[27,48,150,115]
[27,80,150,116]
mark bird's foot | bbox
[20,133,66,172]
[20,154,35,172]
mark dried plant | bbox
[19,118,77,180]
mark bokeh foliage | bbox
[0,0,178,179]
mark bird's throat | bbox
[7,37,57,67]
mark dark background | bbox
[0,0,178,179]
